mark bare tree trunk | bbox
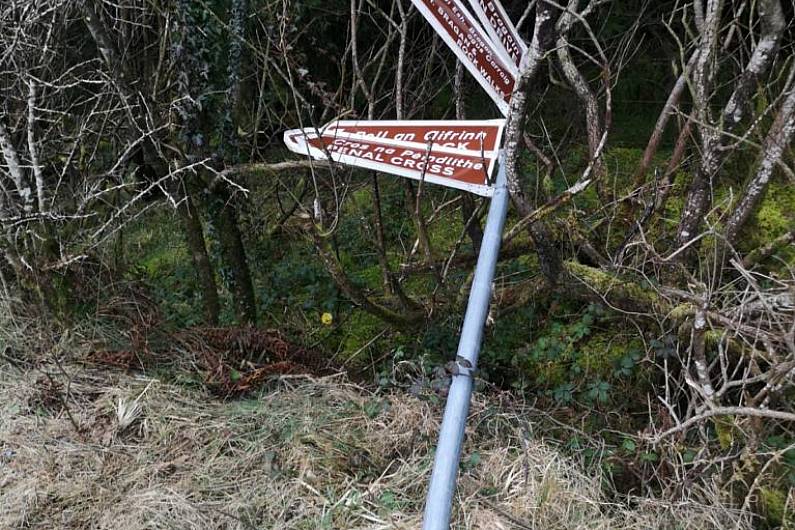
[26,80,45,213]
[677,0,785,250]
[177,188,220,325]
[171,0,221,325]
[212,0,257,324]
[0,119,32,213]
[654,115,694,214]
[724,75,795,243]
[555,1,606,188]
[212,189,257,323]
[632,55,695,188]
[722,0,786,128]
[503,1,562,285]
[370,174,394,295]
[676,0,723,249]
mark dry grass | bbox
[0,355,753,530]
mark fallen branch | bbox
[649,406,795,443]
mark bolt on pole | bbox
[422,155,510,529]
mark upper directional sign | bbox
[323,120,504,151]
[410,0,517,116]
[283,119,505,196]
[467,0,527,68]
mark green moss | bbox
[603,147,645,185]
[564,261,663,312]
[140,243,188,277]
[576,333,643,377]
[125,210,190,278]
[429,211,465,251]
[741,181,795,263]
[349,187,373,212]
[668,303,695,321]
[713,416,736,450]
[339,310,385,368]
[760,487,788,527]
[355,263,385,291]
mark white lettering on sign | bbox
[283,119,505,196]
[410,0,517,115]
[467,0,527,68]
[322,119,504,152]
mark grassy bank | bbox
[1,358,749,529]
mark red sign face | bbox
[283,120,505,196]
[410,0,516,115]
[323,120,504,152]
[467,0,527,68]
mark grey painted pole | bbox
[422,155,510,529]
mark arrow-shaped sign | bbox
[410,0,517,116]
[467,0,527,68]
[283,119,505,196]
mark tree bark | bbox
[676,0,723,249]
[555,1,606,187]
[722,0,786,128]
[177,189,220,324]
[724,76,795,244]
[0,119,32,213]
[211,0,257,324]
[632,55,696,188]
[503,1,562,285]
[211,188,257,323]
[677,0,785,251]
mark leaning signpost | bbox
[284,1,524,527]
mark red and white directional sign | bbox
[323,120,504,151]
[283,120,505,196]
[467,0,527,68]
[409,0,517,116]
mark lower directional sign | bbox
[283,120,505,196]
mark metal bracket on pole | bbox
[422,153,510,529]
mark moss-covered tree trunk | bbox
[210,189,256,324]
[177,191,220,325]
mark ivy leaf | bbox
[621,438,637,453]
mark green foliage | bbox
[738,180,795,263]
[260,244,338,314]
[760,487,790,528]
[124,211,209,327]
[480,297,647,405]
[338,310,385,367]
[766,436,795,487]
[460,451,482,472]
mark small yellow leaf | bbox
[321,312,333,326]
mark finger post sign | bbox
[283,119,505,196]
[282,5,520,526]
[409,0,517,116]
[466,0,527,68]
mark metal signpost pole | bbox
[422,155,510,529]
